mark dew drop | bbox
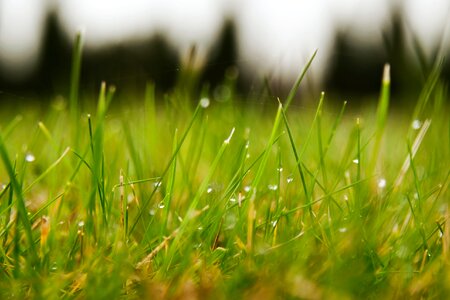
[287,176,294,184]
[352,159,359,164]
[339,227,347,233]
[207,187,213,194]
[271,220,278,227]
[412,119,422,130]
[78,221,85,227]
[268,184,278,191]
[230,197,236,203]
[149,209,156,216]
[200,97,210,108]
[158,202,165,209]
[378,178,387,189]
[154,181,162,188]
[277,167,283,173]
[244,186,251,193]
[25,153,35,162]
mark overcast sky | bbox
[1,0,449,82]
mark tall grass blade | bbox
[369,64,390,175]
[284,50,317,110]
[0,132,38,264]
[69,31,84,149]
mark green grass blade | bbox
[129,103,203,235]
[284,50,317,110]
[0,132,38,264]
[69,31,84,149]
[369,64,390,175]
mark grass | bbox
[0,45,449,299]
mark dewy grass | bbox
[0,49,450,299]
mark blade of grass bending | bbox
[23,147,71,193]
[284,49,317,110]
[129,103,203,235]
[0,132,38,263]
[69,31,84,150]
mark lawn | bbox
[0,45,449,299]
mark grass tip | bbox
[224,127,235,144]
[383,63,390,84]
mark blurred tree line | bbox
[0,11,449,105]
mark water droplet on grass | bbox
[268,184,278,191]
[277,167,283,173]
[154,181,162,188]
[230,198,236,203]
[149,209,156,216]
[244,186,251,193]
[339,227,347,233]
[200,97,210,108]
[287,176,294,183]
[352,159,359,164]
[25,153,35,162]
[158,202,165,209]
[207,187,213,194]
[78,221,85,227]
[412,119,422,130]
[378,178,387,189]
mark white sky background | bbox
[0,0,449,81]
